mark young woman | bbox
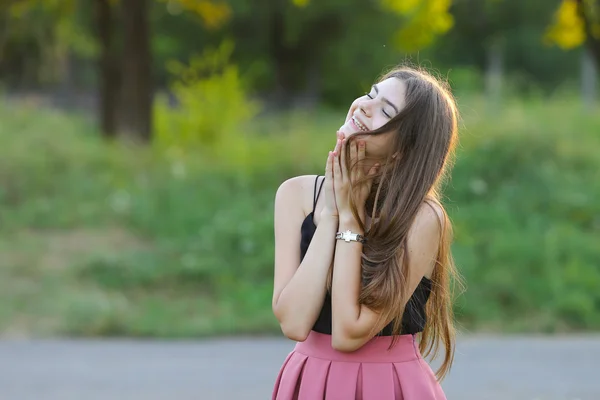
[271,66,462,399]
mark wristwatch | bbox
[336,230,367,243]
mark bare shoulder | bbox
[275,175,321,217]
[409,199,445,239]
[419,198,446,231]
[406,199,446,277]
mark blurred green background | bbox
[0,0,599,338]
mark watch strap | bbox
[336,230,367,243]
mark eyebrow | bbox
[373,85,399,115]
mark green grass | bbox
[0,94,599,338]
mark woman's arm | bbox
[272,176,338,342]
[331,204,442,352]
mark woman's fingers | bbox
[358,140,366,163]
[333,147,342,185]
[332,133,343,162]
[340,138,347,183]
[358,140,366,179]
[368,162,380,177]
[350,139,358,179]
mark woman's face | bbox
[339,77,407,159]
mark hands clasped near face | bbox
[322,131,380,224]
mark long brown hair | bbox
[333,66,463,381]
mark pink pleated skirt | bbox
[272,331,446,400]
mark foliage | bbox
[292,0,455,51]
[153,41,261,160]
[545,0,600,50]
[423,0,582,95]
[0,94,599,337]
[545,0,587,49]
[157,0,232,30]
[2,0,95,57]
[0,0,593,103]
[385,0,454,51]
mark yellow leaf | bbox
[161,0,232,30]
[195,0,231,30]
[389,0,453,51]
[292,0,310,8]
[544,0,585,50]
[381,0,421,14]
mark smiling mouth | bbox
[352,116,368,132]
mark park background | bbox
[0,0,599,342]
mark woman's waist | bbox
[294,330,421,363]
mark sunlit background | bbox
[0,0,599,399]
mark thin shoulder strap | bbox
[313,175,326,214]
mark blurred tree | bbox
[545,0,600,63]
[545,0,599,107]
[92,0,152,142]
[0,0,231,141]
[161,0,232,28]
[120,0,152,142]
[94,0,119,138]
[0,0,90,90]
[426,0,564,97]
[228,0,453,107]
[99,0,232,141]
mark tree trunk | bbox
[581,47,598,110]
[120,0,152,142]
[94,0,120,138]
[578,0,600,67]
[294,55,321,110]
[485,37,503,108]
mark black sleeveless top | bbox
[301,175,432,336]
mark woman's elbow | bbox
[279,322,310,342]
[273,306,310,341]
[331,334,360,352]
[331,325,364,352]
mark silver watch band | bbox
[336,230,367,243]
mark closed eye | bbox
[366,92,392,118]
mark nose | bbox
[356,99,372,118]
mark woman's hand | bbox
[333,135,379,224]
[321,132,344,219]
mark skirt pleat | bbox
[393,361,436,400]
[272,350,294,396]
[297,357,332,399]
[273,352,308,399]
[361,363,397,399]
[325,361,360,400]
[272,331,446,400]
